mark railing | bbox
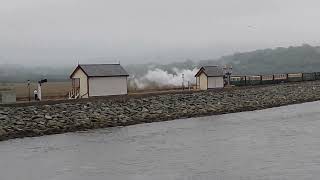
[68,87,80,99]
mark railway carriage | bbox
[261,75,273,84]
[302,73,316,81]
[230,76,246,86]
[273,74,287,83]
[246,75,261,85]
[287,73,303,82]
[315,72,320,80]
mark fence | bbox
[230,72,320,86]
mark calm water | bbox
[2,102,320,180]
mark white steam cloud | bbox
[132,68,198,89]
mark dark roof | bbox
[71,64,129,78]
[195,66,224,77]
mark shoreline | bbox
[1,81,320,141]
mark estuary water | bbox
[1,101,320,180]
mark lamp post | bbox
[182,73,185,90]
[27,80,31,101]
[223,65,233,86]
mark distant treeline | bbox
[215,44,320,75]
[0,65,72,83]
[1,44,320,83]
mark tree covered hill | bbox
[213,44,320,75]
[126,44,320,77]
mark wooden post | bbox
[260,75,263,85]
[272,75,275,83]
[244,76,247,86]
[195,77,197,89]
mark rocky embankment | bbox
[1,81,320,141]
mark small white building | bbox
[69,64,129,99]
[195,66,224,90]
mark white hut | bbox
[69,64,129,99]
[195,66,224,90]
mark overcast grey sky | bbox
[0,0,320,66]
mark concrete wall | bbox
[89,76,127,96]
[0,91,16,104]
[208,77,224,89]
[199,73,208,90]
[71,68,88,98]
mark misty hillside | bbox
[127,44,320,78]
[214,44,320,75]
[0,65,72,83]
[1,44,320,83]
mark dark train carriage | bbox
[302,73,315,81]
[273,74,287,83]
[315,72,320,80]
[230,76,246,86]
[287,73,303,82]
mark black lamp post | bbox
[182,74,185,90]
[27,80,31,101]
[223,65,233,86]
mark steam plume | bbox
[131,68,198,89]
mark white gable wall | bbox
[88,76,127,96]
[71,68,88,98]
[208,77,224,89]
[199,72,208,90]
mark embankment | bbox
[1,81,320,141]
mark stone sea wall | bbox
[1,81,320,141]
